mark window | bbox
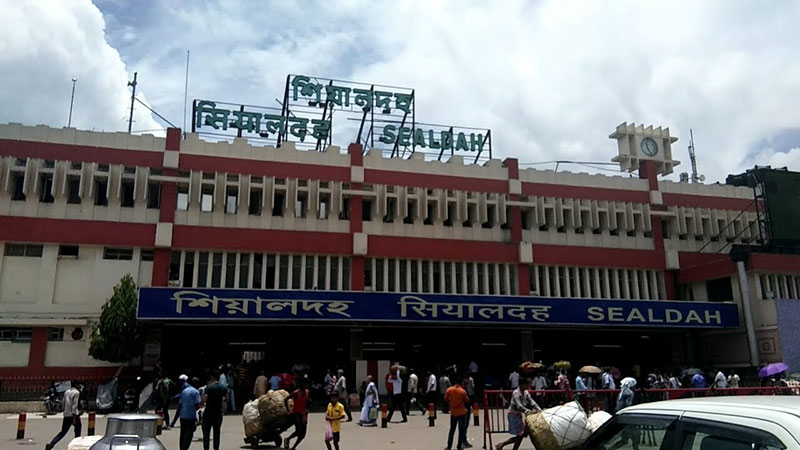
[403,201,415,224]
[147,183,161,209]
[94,180,108,206]
[679,418,785,450]
[239,253,250,288]
[48,328,64,341]
[225,253,236,288]
[424,203,434,225]
[384,198,396,223]
[183,251,195,287]
[339,198,350,220]
[58,245,79,257]
[197,252,209,287]
[483,204,496,228]
[279,255,289,289]
[211,253,223,287]
[330,257,339,290]
[362,200,372,221]
[0,328,33,342]
[304,256,314,290]
[39,174,54,203]
[253,253,263,289]
[141,249,155,261]
[272,192,285,217]
[292,255,302,289]
[177,186,189,210]
[249,190,262,215]
[317,256,328,290]
[318,197,329,219]
[201,186,214,212]
[121,181,135,207]
[168,251,181,282]
[226,187,238,214]
[295,195,308,218]
[584,415,676,450]
[103,247,133,260]
[67,178,81,204]
[12,173,26,201]
[5,243,43,257]
[266,255,277,289]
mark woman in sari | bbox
[358,375,379,426]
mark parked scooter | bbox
[42,385,63,415]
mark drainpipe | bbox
[736,261,760,367]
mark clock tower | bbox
[610,122,680,176]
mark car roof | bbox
[620,396,800,436]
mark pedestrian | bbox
[325,392,346,450]
[225,365,237,412]
[253,369,268,399]
[284,378,310,450]
[407,368,426,414]
[201,373,227,450]
[668,372,681,389]
[575,373,587,391]
[325,370,337,395]
[333,369,352,421]
[712,369,728,388]
[324,369,334,391]
[556,369,570,390]
[532,372,547,391]
[691,372,707,388]
[614,378,640,446]
[439,372,452,414]
[728,372,740,388]
[178,377,201,450]
[171,374,189,428]
[508,369,520,390]
[358,375,379,426]
[601,368,616,389]
[494,378,541,450]
[44,380,81,450]
[269,371,282,391]
[386,367,407,423]
[156,373,174,430]
[444,375,470,450]
[426,370,438,419]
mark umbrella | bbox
[579,365,602,374]
[681,368,702,377]
[609,367,621,378]
[759,362,789,379]
[553,361,571,370]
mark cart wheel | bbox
[274,437,282,448]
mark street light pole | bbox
[68,77,77,128]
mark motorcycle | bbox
[42,385,63,415]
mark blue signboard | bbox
[137,288,740,328]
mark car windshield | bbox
[582,414,678,450]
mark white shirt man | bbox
[602,371,616,390]
[532,375,547,391]
[45,385,81,450]
[408,372,418,393]
[714,370,728,388]
[426,373,437,393]
[728,373,740,388]
[509,370,520,389]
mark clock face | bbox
[641,137,658,157]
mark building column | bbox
[152,128,181,287]
[520,330,533,362]
[348,143,365,291]
[27,327,49,369]
[639,160,674,299]
[504,158,529,295]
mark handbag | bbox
[325,421,334,441]
[368,406,378,421]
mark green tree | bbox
[89,274,142,363]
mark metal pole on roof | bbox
[127,72,138,134]
[67,77,77,128]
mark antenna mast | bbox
[688,128,701,183]
[127,72,138,134]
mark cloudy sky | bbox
[1,0,799,182]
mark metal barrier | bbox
[482,386,800,449]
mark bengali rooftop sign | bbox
[138,288,740,328]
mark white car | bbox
[580,396,800,450]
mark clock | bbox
[641,137,658,157]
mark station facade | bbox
[1,120,800,390]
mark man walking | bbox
[508,369,520,390]
[45,381,81,450]
[201,373,227,450]
[171,374,189,428]
[333,369,352,421]
[156,373,174,430]
[386,367,407,423]
[426,370,438,419]
[444,375,470,450]
[407,368,426,414]
[178,377,201,450]
[439,372,452,414]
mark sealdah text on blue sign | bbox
[137,288,740,328]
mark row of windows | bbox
[3,243,153,261]
[0,327,32,342]
[530,265,665,300]
[364,258,518,295]
[168,251,351,291]
[758,273,800,300]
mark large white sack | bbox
[526,401,593,450]
[587,411,613,433]
[243,399,262,437]
[67,436,102,450]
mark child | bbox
[325,392,346,450]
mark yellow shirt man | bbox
[326,401,346,433]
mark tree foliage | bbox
[89,274,142,363]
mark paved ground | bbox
[0,410,536,450]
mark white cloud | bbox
[0,0,162,135]
[4,0,800,181]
